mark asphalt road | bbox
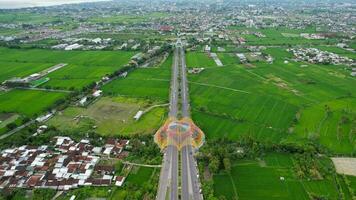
[179,45,203,200]
[179,46,190,118]
[157,46,180,200]
[156,40,203,200]
[169,47,180,118]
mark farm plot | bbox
[217,53,238,66]
[126,166,156,186]
[0,89,67,117]
[186,52,217,68]
[213,153,341,200]
[189,66,301,142]
[289,98,356,154]
[43,64,122,90]
[189,47,356,152]
[0,48,135,89]
[0,61,54,83]
[47,97,166,136]
[103,55,172,101]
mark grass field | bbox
[0,48,135,89]
[214,153,341,200]
[0,89,67,117]
[89,12,169,24]
[126,166,156,186]
[189,47,356,154]
[186,52,217,68]
[0,12,69,24]
[103,55,172,101]
[0,61,54,83]
[47,97,166,136]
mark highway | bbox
[156,47,179,200]
[179,46,203,200]
[156,40,203,200]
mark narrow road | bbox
[122,161,161,168]
[15,87,72,93]
[0,120,35,140]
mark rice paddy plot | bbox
[0,48,135,67]
[42,64,123,90]
[217,53,238,66]
[0,61,54,83]
[0,89,67,117]
[186,52,217,68]
[30,77,50,88]
[103,55,172,101]
[0,48,135,89]
[213,153,341,200]
[126,166,156,186]
[289,98,356,154]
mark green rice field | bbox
[190,47,356,154]
[186,52,217,68]
[0,89,67,117]
[103,55,172,101]
[0,48,135,89]
[214,153,342,200]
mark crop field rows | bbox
[103,55,173,101]
[0,47,135,89]
[188,46,356,154]
[213,153,352,200]
[0,89,67,117]
[0,47,135,118]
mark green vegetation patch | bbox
[47,97,166,136]
[89,12,169,24]
[0,89,67,117]
[190,47,356,153]
[213,153,341,200]
[0,48,135,89]
[186,52,217,68]
[0,61,53,83]
[30,77,50,88]
[126,166,156,186]
[103,54,172,101]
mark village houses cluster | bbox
[0,137,129,190]
[288,48,354,66]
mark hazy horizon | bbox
[0,0,110,9]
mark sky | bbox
[0,0,109,9]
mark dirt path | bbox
[123,161,161,168]
[189,81,250,94]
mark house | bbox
[92,90,102,97]
[65,44,83,51]
[134,111,143,121]
[79,97,87,106]
[115,176,125,186]
[36,113,53,123]
[205,45,211,52]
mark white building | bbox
[65,44,83,51]
[134,111,143,121]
